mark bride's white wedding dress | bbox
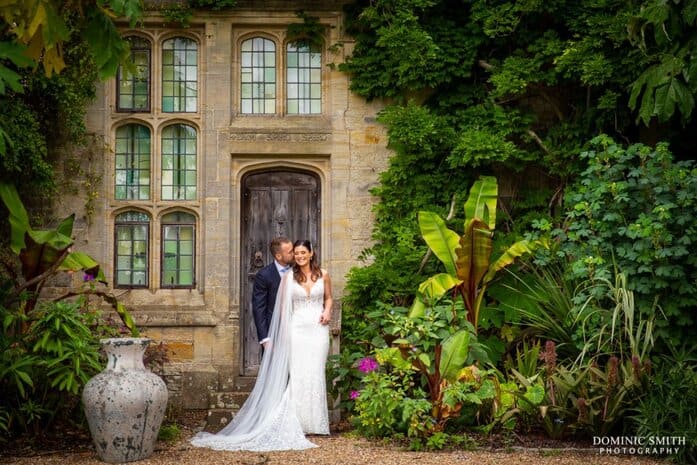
[190,273,329,451]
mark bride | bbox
[191,240,333,451]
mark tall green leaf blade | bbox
[0,182,31,253]
[417,273,461,301]
[483,239,536,284]
[439,329,470,382]
[464,176,497,228]
[418,210,459,276]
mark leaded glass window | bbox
[162,37,198,112]
[240,37,276,114]
[117,37,151,112]
[286,43,321,114]
[115,124,151,200]
[161,212,195,288]
[161,124,196,200]
[115,211,149,288]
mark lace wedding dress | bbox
[190,273,329,451]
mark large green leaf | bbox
[464,176,497,228]
[418,210,459,276]
[60,251,107,282]
[0,182,31,253]
[418,273,461,301]
[483,239,536,284]
[409,273,462,317]
[439,329,470,382]
[83,10,131,79]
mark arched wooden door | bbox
[241,169,320,375]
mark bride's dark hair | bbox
[292,239,322,283]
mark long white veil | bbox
[190,273,316,451]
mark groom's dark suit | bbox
[252,262,282,343]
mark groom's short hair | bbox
[270,236,292,255]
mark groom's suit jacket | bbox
[252,262,282,342]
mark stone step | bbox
[204,389,251,433]
[204,408,234,433]
[207,391,249,410]
[231,375,257,392]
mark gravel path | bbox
[4,433,668,465]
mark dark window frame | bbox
[160,212,196,289]
[114,211,150,289]
[116,36,152,113]
[162,36,198,113]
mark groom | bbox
[252,237,294,349]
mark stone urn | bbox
[83,338,168,463]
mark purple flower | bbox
[83,272,95,282]
[357,356,378,373]
[350,390,361,400]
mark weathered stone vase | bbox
[83,338,168,463]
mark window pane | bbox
[133,225,147,240]
[178,271,193,285]
[132,272,147,286]
[288,84,297,99]
[117,241,132,255]
[288,100,298,114]
[164,241,178,254]
[179,256,193,270]
[180,240,193,254]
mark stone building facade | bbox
[56,1,391,411]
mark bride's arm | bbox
[319,270,333,325]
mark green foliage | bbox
[0,182,139,335]
[157,423,182,442]
[287,11,326,49]
[0,0,139,199]
[0,299,119,437]
[494,263,658,438]
[161,0,238,27]
[630,346,697,464]
[350,297,496,439]
[557,135,697,345]
[353,371,412,438]
[627,0,697,124]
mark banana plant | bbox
[0,182,138,336]
[410,176,540,331]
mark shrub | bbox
[630,347,697,464]
[557,135,697,347]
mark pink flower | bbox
[357,357,378,373]
[350,390,361,400]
